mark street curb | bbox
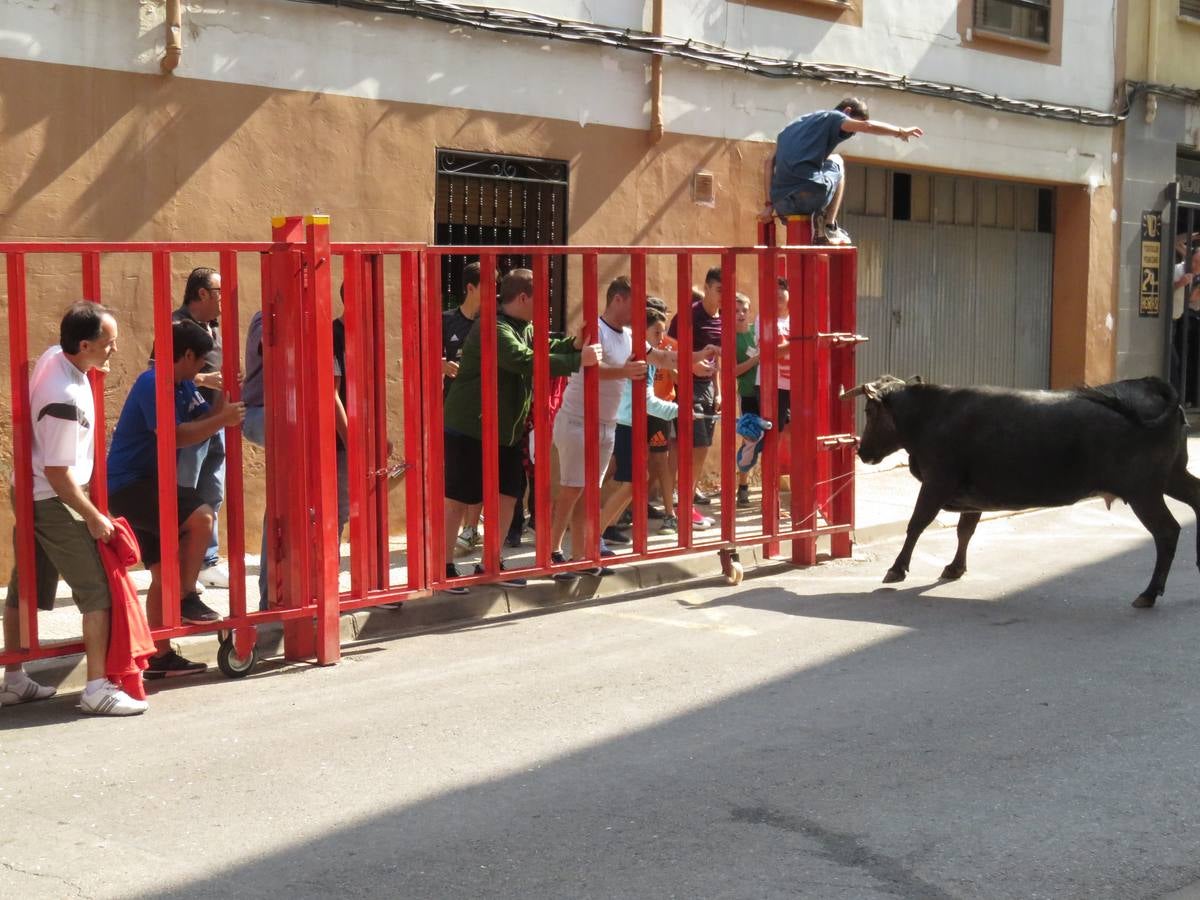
[24,540,799,697]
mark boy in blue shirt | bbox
[762,97,922,245]
[107,320,245,678]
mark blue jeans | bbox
[243,407,348,610]
[177,430,225,568]
[774,154,844,217]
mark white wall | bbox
[0,0,1115,185]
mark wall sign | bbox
[1140,210,1162,318]
[1179,156,1200,204]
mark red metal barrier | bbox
[1,238,287,671]
[2,216,860,678]
[420,240,860,594]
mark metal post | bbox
[582,253,600,563]
[6,253,38,653]
[218,249,247,620]
[675,253,694,549]
[151,250,182,627]
[479,252,502,577]
[400,250,426,592]
[81,252,108,512]
[757,246,780,558]
[830,252,857,559]
[533,254,553,570]
[630,254,649,556]
[719,250,739,545]
[303,214,341,666]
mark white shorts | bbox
[553,413,616,488]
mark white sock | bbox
[4,670,29,686]
[84,678,107,695]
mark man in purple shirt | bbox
[667,267,724,510]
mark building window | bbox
[434,150,569,327]
[735,0,862,27]
[974,0,1051,44]
[1183,0,1200,21]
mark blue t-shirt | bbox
[107,368,211,493]
[771,109,855,205]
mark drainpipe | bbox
[1145,0,1159,123]
[161,0,182,75]
[649,0,664,144]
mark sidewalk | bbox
[15,442,1118,693]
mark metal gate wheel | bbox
[217,637,257,678]
[720,549,744,586]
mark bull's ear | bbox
[908,375,924,384]
[863,382,881,401]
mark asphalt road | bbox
[4,499,1200,900]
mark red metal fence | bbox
[1,214,860,676]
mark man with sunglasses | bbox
[172,267,231,591]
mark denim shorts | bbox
[774,156,844,217]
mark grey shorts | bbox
[7,497,110,614]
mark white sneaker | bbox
[0,672,57,706]
[823,222,852,245]
[199,562,230,589]
[80,681,148,717]
[455,526,480,556]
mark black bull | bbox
[848,375,1200,608]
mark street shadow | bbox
[127,519,1200,900]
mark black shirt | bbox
[442,306,477,396]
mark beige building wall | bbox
[0,48,1120,572]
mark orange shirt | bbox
[653,335,677,401]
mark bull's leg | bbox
[884,484,946,584]
[1127,494,1181,609]
[940,511,981,581]
[1165,465,1200,572]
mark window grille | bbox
[974,0,1051,43]
[435,150,569,328]
[1182,0,1200,20]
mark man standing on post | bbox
[173,267,231,590]
[2,302,147,716]
[763,97,922,245]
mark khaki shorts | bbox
[7,497,111,614]
[553,413,616,488]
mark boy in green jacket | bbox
[441,268,601,592]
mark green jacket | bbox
[443,312,582,446]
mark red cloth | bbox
[100,518,155,701]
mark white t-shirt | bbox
[755,316,792,391]
[558,317,633,425]
[27,346,96,502]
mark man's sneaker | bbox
[647,504,666,520]
[823,221,852,246]
[80,681,148,717]
[692,508,716,529]
[198,562,230,589]
[145,648,208,680]
[736,486,752,509]
[0,672,56,706]
[443,563,470,595]
[504,527,524,549]
[658,515,679,534]
[618,509,634,527]
[181,592,221,625]
[602,526,631,545]
[550,550,579,582]
[811,211,828,244]
[474,563,527,589]
[693,489,713,506]
[599,540,616,559]
[455,526,481,556]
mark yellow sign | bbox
[1139,211,1161,318]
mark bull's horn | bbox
[841,384,868,399]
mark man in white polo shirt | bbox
[548,277,644,578]
[3,302,147,716]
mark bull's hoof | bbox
[940,564,966,581]
[882,568,907,584]
[1131,594,1157,609]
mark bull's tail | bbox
[1076,377,1181,430]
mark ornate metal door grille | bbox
[435,150,569,328]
